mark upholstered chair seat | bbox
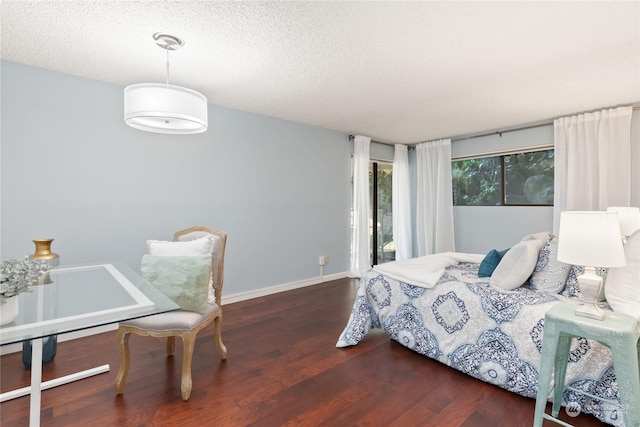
[123,302,219,328]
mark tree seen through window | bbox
[452,149,554,206]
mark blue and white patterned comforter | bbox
[337,262,625,426]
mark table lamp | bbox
[557,211,626,320]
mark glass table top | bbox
[0,260,180,345]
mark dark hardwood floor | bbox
[1,278,605,426]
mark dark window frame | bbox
[452,148,554,207]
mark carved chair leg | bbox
[213,315,228,360]
[180,333,195,401]
[166,336,176,356]
[114,328,131,394]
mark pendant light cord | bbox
[165,48,170,86]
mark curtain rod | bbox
[451,105,640,142]
[348,134,394,147]
[349,105,640,147]
[348,122,551,147]
[450,122,552,142]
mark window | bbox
[452,149,554,206]
[370,161,394,265]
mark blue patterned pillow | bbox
[561,265,608,299]
[529,236,571,293]
[478,248,509,278]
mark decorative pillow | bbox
[490,238,546,290]
[146,235,213,257]
[204,234,222,304]
[478,249,509,278]
[604,231,640,320]
[561,265,608,300]
[529,236,571,294]
[140,255,212,314]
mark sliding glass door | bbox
[351,159,395,268]
[370,161,394,265]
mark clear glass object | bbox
[0,260,180,346]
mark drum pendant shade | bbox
[124,84,208,134]
[123,33,208,135]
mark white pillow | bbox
[490,238,546,290]
[520,231,552,243]
[146,235,213,256]
[604,231,640,320]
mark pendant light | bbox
[124,33,208,134]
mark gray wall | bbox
[1,61,351,296]
[3,61,637,289]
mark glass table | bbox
[0,261,180,427]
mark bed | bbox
[337,234,631,426]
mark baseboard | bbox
[0,272,349,355]
[221,271,349,305]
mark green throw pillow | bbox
[140,254,212,314]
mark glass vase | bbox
[0,296,19,326]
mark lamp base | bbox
[575,302,605,320]
[575,267,605,321]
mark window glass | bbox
[452,149,553,206]
[351,159,395,268]
[504,150,554,205]
[374,162,394,264]
[452,156,501,206]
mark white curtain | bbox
[415,139,455,256]
[350,135,371,277]
[553,106,633,233]
[392,144,412,260]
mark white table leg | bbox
[0,364,110,402]
[29,337,43,427]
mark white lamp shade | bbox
[557,211,626,268]
[124,83,208,134]
[606,207,640,237]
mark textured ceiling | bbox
[1,1,639,143]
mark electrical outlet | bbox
[324,255,330,264]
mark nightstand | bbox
[533,302,640,427]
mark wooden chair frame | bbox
[114,226,227,401]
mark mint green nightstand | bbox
[533,302,640,427]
